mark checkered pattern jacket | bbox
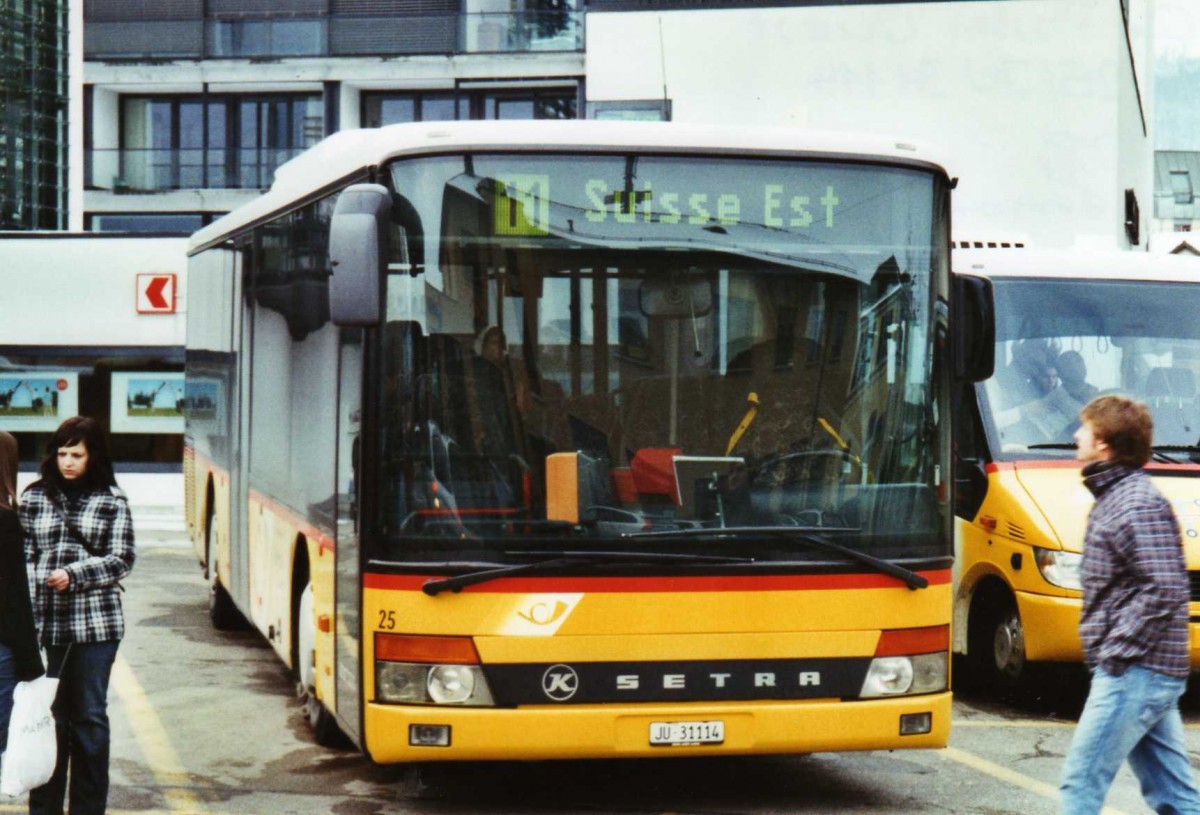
[20,481,136,645]
[1079,462,1191,678]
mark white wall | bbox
[0,236,187,347]
[585,0,1151,250]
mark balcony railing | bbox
[84,12,584,60]
[87,148,307,192]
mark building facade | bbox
[82,0,585,233]
[0,0,1158,479]
[1,0,70,229]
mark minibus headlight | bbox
[860,653,947,697]
[1035,548,1083,590]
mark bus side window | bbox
[953,382,989,521]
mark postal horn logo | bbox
[541,664,579,701]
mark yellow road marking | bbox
[941,746,1130,815]
[110,655,210,815]
[0,808,197,815]
[954,719,1075,728]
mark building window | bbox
[207,18,326,58]
[1170,170,1194,205]
[587,99,672,121]
[91,94,323,192]
[86,213,211,234]
[362,88,577,128]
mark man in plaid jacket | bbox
[1059,396,1200,815]
[19,417,135,815]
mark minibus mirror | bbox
[952,273,995,382]
[329,183,391,326]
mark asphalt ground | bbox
[0,530,1182,815]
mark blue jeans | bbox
[28,641,119,815]
[1060,664,1200,815]
[0,642,16,754]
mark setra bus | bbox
[953,247,1200,690]
[183,120,993,761]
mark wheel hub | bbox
[992,613,1026,677]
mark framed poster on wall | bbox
[110,372,185,434]
[0,372,79,432]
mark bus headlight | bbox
[1035,548,1083,590]
[376,663,495,706]
[374,633,495,706]
[860,653,947,697]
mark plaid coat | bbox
[20,481,136,645]
[1079,462,1191,678]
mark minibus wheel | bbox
[969,585,1027,690]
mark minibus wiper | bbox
[1149,445,1195,464]
[1026,443,1076,450]
[620,526,927,590]
[421,550,754,596]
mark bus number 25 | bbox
[378,610,397,630]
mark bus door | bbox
[334,327,364,744]
[229,240,253,612]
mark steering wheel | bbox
[749,448,861,487]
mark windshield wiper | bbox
[1025,443,1077,450]
[620,526,927,590]
[422,550,755,596]
[1149,445,1197,464]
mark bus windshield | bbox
[981,277,1200,460]
[376,153,947,562]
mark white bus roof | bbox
[954,247,1200,284]
[188,119,950,255]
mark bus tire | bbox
[207,507,245,631]
[968,585,1028,692]
[297,582,343,747]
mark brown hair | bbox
[1081,395,1153,467]
[0,430,17,509]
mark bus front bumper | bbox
[364,693,951,763]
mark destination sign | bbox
[476,155,935,273]
[492,173,843,236]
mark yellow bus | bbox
[183,120,992,761]
[953,247,1200,690]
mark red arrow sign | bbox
[136,273,176,314]
[145,277,170,309]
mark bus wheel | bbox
[970,588,1027,690]
[207,518,243,631]
[297,583,342,747]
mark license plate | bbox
[649,720,725,746]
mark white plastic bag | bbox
[0,674,59,797]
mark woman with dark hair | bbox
[20,416,135,815]
[0,430,44,755]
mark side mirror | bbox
[951,273,995,383]
[639,277,713,318]
[329,184,391,326]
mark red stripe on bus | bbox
[363,569,951,593]
[248,489,336,554]
[987,460,1200,474]
[986,460,1082,472]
